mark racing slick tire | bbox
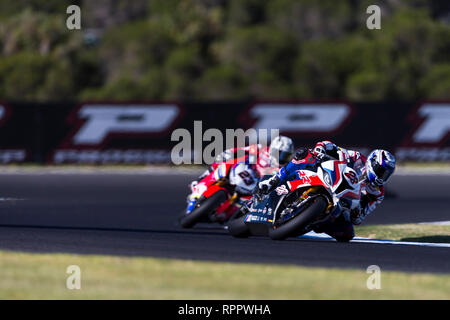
[227,215,250,238]
[335,236,352,243]
[269,196,328,240]
[180,190,227,229]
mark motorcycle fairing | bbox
[243,159,361,226]
[244,186,284,226]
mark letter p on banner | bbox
[366,265,381,290]
[66,265,81,290]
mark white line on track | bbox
[223,226,450,248]
[299,231,450,248]
[418,221,450,226]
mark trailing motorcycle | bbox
[179,159,259,228]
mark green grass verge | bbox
[0,250,449,299]
[355,224,450,243]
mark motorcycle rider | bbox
[187,136,294,220]
[255,140,396,242]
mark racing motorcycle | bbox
[179,159,259,229]
[227,152,362,240]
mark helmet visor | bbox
[371,159,393,182]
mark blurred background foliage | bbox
[0,0,449,101]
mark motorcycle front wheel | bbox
[180,190,228,228]
[227,214,250,238]
[269,195,328,240]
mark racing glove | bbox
[255,175,280,199]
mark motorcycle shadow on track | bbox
[0,223,233,238]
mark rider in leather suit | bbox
[256,140,396,242]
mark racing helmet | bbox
[366,149,396,186]
[269,136,294,166]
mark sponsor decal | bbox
[245,103,353,135]
[403,103,450,146]
[53,149,171,164]
[1,100,450,164]
[63,104,181,147]
[344,171,358,184]
[410,104,450,144]
[395,147,450,161]
[0,104,26,163]
[275,185,289,195]
[53,104,181,164]
[397,103,450,161]
[0,150,26,163]
[297,171,312,184]
[245,214,268,223]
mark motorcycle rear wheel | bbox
[180,190,227,228]
[269,195,328,240]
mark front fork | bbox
[186,179,228,214]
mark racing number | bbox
[298,171,312,184]
[345,171,358,184]
[238,171,255,186]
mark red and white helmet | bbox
[269,136,294,166]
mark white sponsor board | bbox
[412,104,450,144]
[395,147,450,161]
[54,149,171,164]
[249,104,351,132]
[73,105,179,145]
[0,150,26,163]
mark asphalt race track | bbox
[0,170,448,273]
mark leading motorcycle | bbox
[227,152,362,240]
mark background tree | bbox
[0,0,449,101]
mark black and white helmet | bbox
[269,136,294,167]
